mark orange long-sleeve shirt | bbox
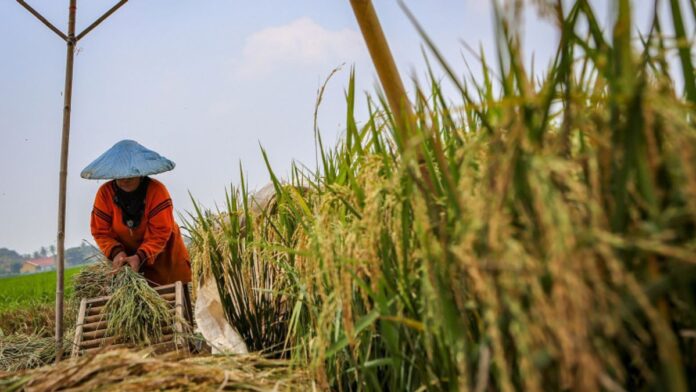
[90,178,191,285]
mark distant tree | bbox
[40,246,48,257]
[49,245,56,256]
[32,251,40,259]
[0,248,26,276]
[65,244,101,267]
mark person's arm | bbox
[90,185,126,264]
[136,186,174,265]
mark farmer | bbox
[81,140,192,285]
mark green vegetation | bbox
[189,1,696,391]
[0,267,82,311]
[0,267,83,338]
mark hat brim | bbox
[80,140,175,180]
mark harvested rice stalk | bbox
[0,303,56,337]
[0,349,312,391]
[72,259,113,299]
[0,333,70,372]
[105,267,175,346]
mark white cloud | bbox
[235,17,363,79]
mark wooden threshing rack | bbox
[71,281,194,357]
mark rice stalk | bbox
[104,267,176,346]
[72,259,113,299]
[0,349,312,391]
[187,181,296,356]
[0,333,71,372]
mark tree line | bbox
[0,243,100,275]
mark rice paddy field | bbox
[0,267,83,338]
[0,267,82,311]
[2,0,696,391]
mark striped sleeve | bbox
[138,182,174,265]
[92,206,112,224]
[90,183,124,261]
[148,198,173,219]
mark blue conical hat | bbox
[81,140,175,180]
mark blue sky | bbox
[0,1,666,254]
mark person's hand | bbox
[125,255,141,272]
[112,251,127,270]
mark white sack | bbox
[194,279,248,354]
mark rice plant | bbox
[187,182,297,356]
[188,1,696,390]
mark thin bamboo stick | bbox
[54,0,77,364]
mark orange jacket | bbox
[90,178,191,285]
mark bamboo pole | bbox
[76,0,128,42]
[54,0,77,363]
[16,0,129,363]
[348,0,440,199]
[348,0,415,144]
[16,1,68,41]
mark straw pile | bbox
[0,334,71,373]
[72,260,112,299]
[0,304,56,337]
[105,266,176,346]
[0,349,312,391]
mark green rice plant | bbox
[186,179,298,356]
[0,266,83,311]
[188,1,696,390]
[104,266,175,346]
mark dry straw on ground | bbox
[0,334,71,373]
[0,349,312,391]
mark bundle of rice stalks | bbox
[0,349,312,391]
[0,333,70,372]
[72,259,113,299]
[187,182,296,356]
[105,267,176,346]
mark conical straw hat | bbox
[81,140,175,180]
